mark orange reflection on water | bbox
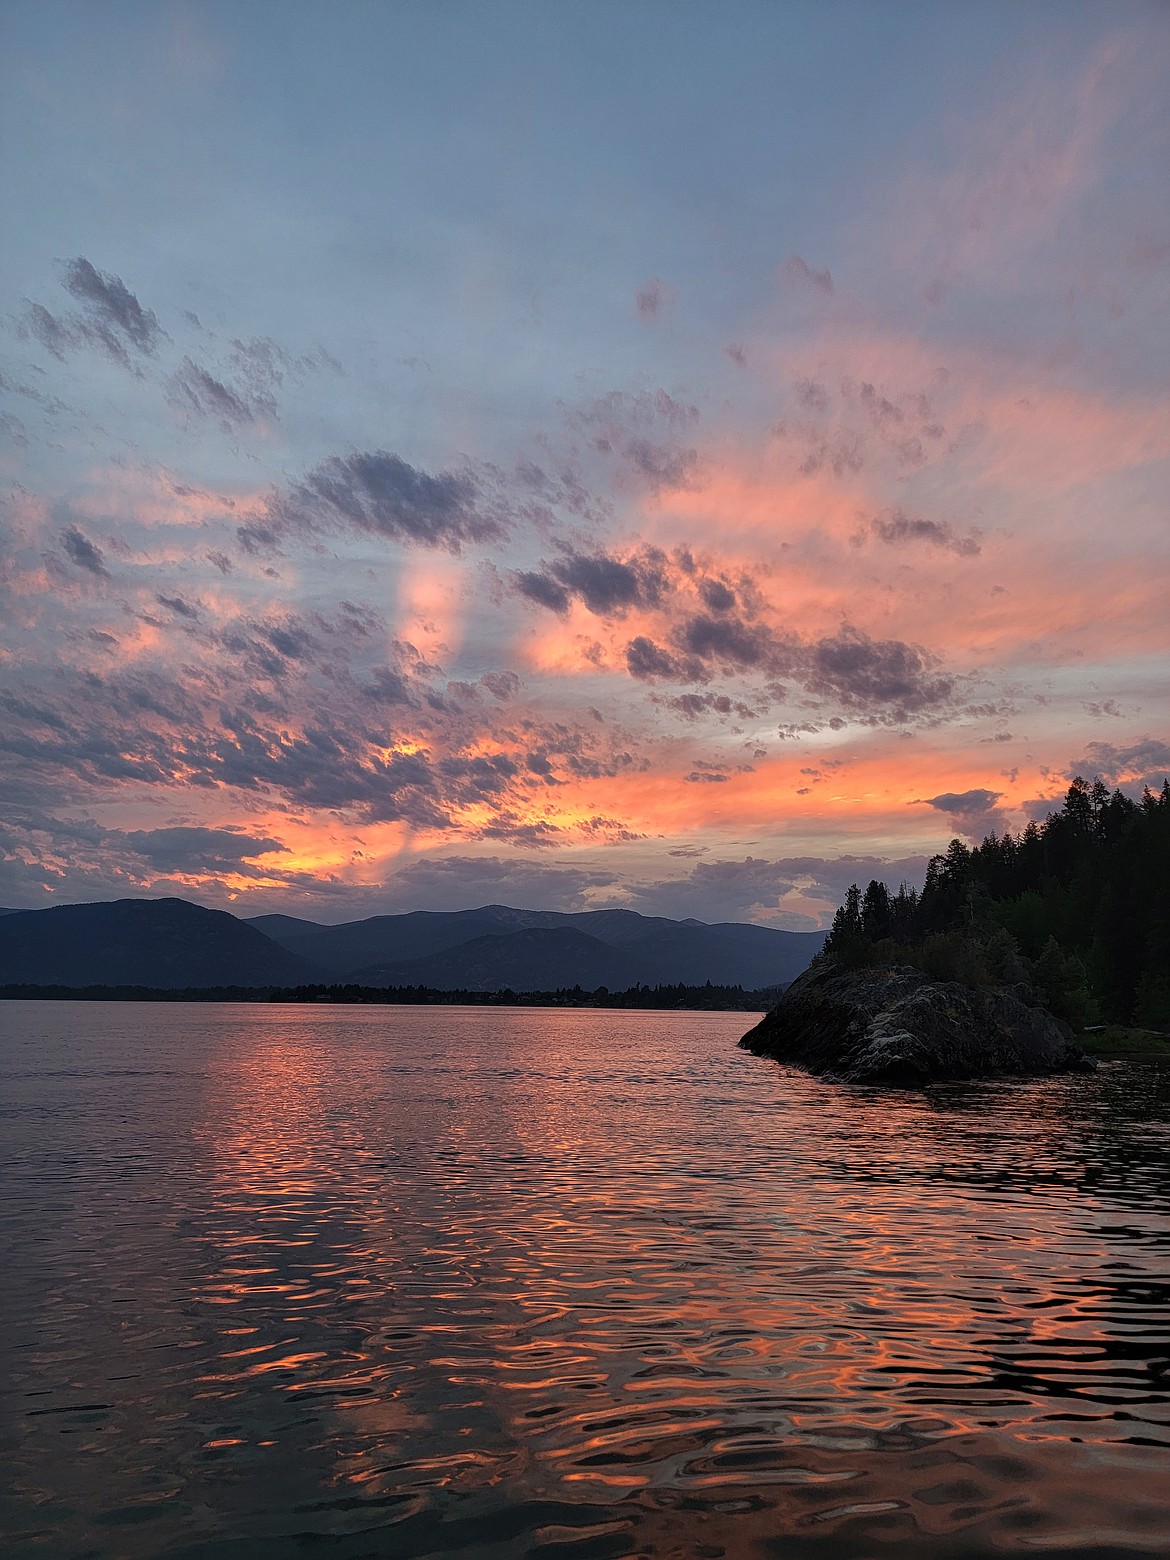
[5,999,1168,1558]
[164,1004,1170,1545]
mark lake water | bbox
[2,1001,1168,1559]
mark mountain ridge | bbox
[246,902,824,987]
[0,897,825,992]
[0,898,320,989]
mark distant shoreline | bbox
[0,980,777,1012]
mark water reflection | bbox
[2,1000,1168,1558]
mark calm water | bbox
[2,1002,1168,1560]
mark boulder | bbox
[740,961,1093,1085]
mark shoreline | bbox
[0,980,776,1013]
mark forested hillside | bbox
[824,777,1170,1026]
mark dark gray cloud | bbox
[569,389,700,492]
[21,303,75,361]
[1,410,26,447]
[516,546,668,618]
[514,570,571,613]
[475,818,563,847]
[440,751,522,793]
[626,635,691,681]
[858,381,905,432]
[677,612,775,669]
[236,523,280,555]
[795,429,866,478]
[62,258,162,355]
[165,336,326,431]
[794,378,829,412]
[277,450,503,552]
[1067,738,1170,786]
[624,599,957,723]
[534,554,940,722]
[807,627,954,714]
[0,597,643,844]
[783,255,834,294]
[626,852,929,927]
[21,259,164,371]
[864,507,981,556]
[479,670,521,702]
[920,788,1002,814]
[156,594,200,619]
[776,372,957,481]
[361,665,416,705]
[377,854,618,912]
[0,802,324,907]
[61,525,109,578]
[661,691,758,721]
[635,277,668,319]
[622,439,697,489]
[167,358,260,430]
[915,787,1008,842]
[0,368,72,418]
[120,825,286,872]
[697,577,737,612]
[584,388,697,433]
[228,336,288,402]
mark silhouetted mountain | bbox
[352,928,644,993]
[0,907,21,916]
[0,898,320,989]
[246,905,578,970]
[247,903,824,989]
[0,896,823,995]
[247,912,332,942]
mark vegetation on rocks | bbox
[822,776,1170,1030]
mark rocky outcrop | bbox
[740,961,1093,1085]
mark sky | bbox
[1,0,1168,929]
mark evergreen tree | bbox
[819,772,1169,1024]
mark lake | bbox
[2,1000,1168,1558]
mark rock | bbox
[740,961,1094,1086]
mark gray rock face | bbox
[740,961,1093,1085]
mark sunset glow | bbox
[1,3,1167,926]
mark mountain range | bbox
[0,897,825,992]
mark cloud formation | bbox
[62,257,163,355]
[60,525,109,578]
[516,546,668,616]
[783,255,834,294]
[167,357,265,430]
[1,12,1166,920]
[119,825,286,873]
[1068,739,1170,788]
[20,258,164,371]
[862,508,981,556]
[635,277,669,319]
[915,787,1008,842]
[920,788,1002,814]
[626,852,930,926]
[276,451,504,552]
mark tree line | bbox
[0,979,784,1012]
[823,776,1170,1028]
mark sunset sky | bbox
[2,1,1168,928]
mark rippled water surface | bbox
[2,1001,1169,1559]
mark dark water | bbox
[2,1002,1168,1559]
